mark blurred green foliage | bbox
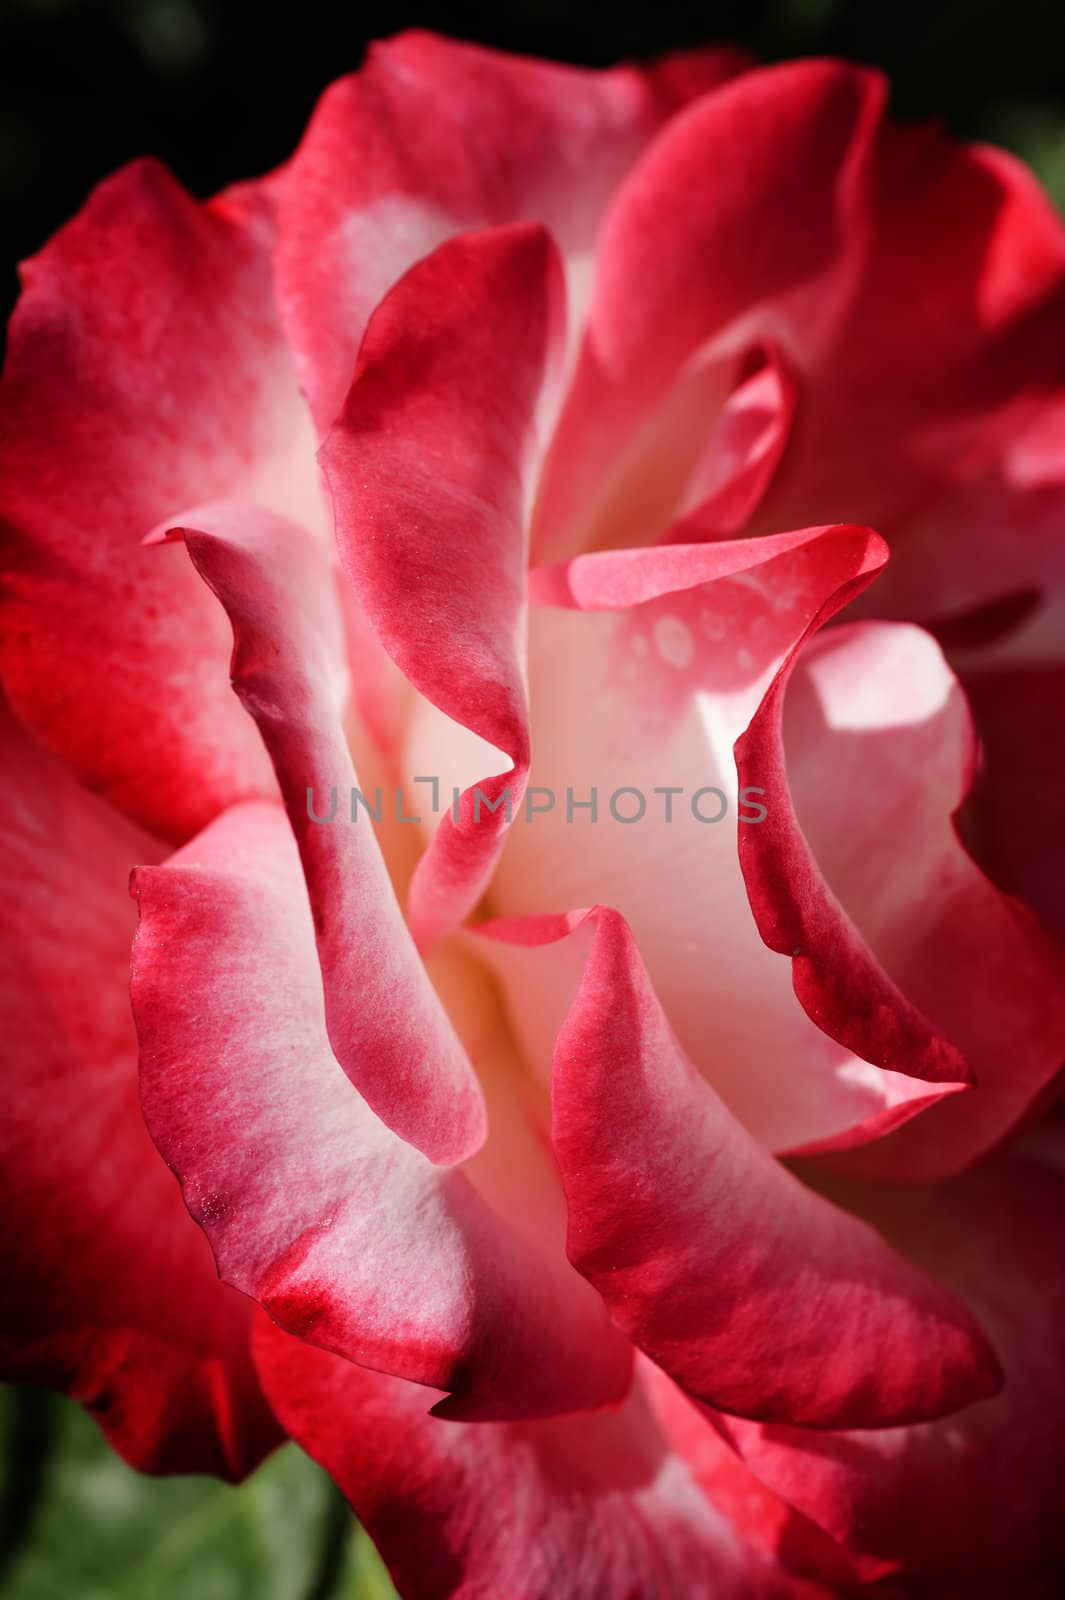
[0,1388,397,1600]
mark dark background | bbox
[4,0,1065,329]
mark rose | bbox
[3,28,1065,1597]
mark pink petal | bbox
[542,339,799,559]
[275,29,750,432]
[533,60,885,558]
[475,526,970,1155]
[155,501,485,1164]
[755,130,1065,618]
[741,621,1065,1177]
[323,222,566,948]
[641,1362,862,1593]
[0,702,280,1477]
[667,343,799,541]
[0,160,321,841]
[131,800,631,1421]
[477,907,1001,1429]
[254,1318,824,1600]
[712,1146,1065,1591]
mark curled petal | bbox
[667,343,799,542]
[739,620,1065,1177]
[534,60,886,557]
[474,525,970,1156]
[154,501,485,1164]
[131,801,631,1421]
[477,907,1001,1429]
[757,130,1065,618]
[323,222,566,947]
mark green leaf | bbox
[334,1526,403,1600]
[0,1387,397,1600]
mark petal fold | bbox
[131,801,632,1421]
[712,1149,1065,1593]
[475,525,972,1157]
[533,60,886,558]
[323,222,566,947]
[156,501,485,1164]
[741,620,1065,1177]
[477,907,1001,1429]
[254,1319,823,1600]
[275,29,750,431]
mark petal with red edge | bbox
[323,222,566,948]
[154,501,485,1165]
[755,130,1065,619]
[712,1150,1065,1593]
[746,621,1065,1178]
[131,800,632,1421]
[254,1317,824,1600]
[0,702,280,1478]
[550,340,799,558]
[476,907,1000,1429]
[533,60,885,559]
[669,343,799,540]
[0,159,322,841]
[458,526,972,1157]
[275,29,751,432]
[640,1362,862,1595]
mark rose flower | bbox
[3,30,1065,1599]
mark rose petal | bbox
[756,131,1065,620]
[465,526,971,1156]
[712,1149,1065,1592]
[0,702,280,1477]
[477,906,1001,1429]
[254,1318,824,1600]
[745,621,1065,1177]
[275,29,750,432]
[547,339,799,558]
[0,160,322,841]
[154,501,485,1164]
[323,222,566,948]
[668,343,799,541]
[131,800,632,1421]
[533,60,885,559]
[640,1362,862,1594]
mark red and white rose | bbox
[3,31,1065,1597]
